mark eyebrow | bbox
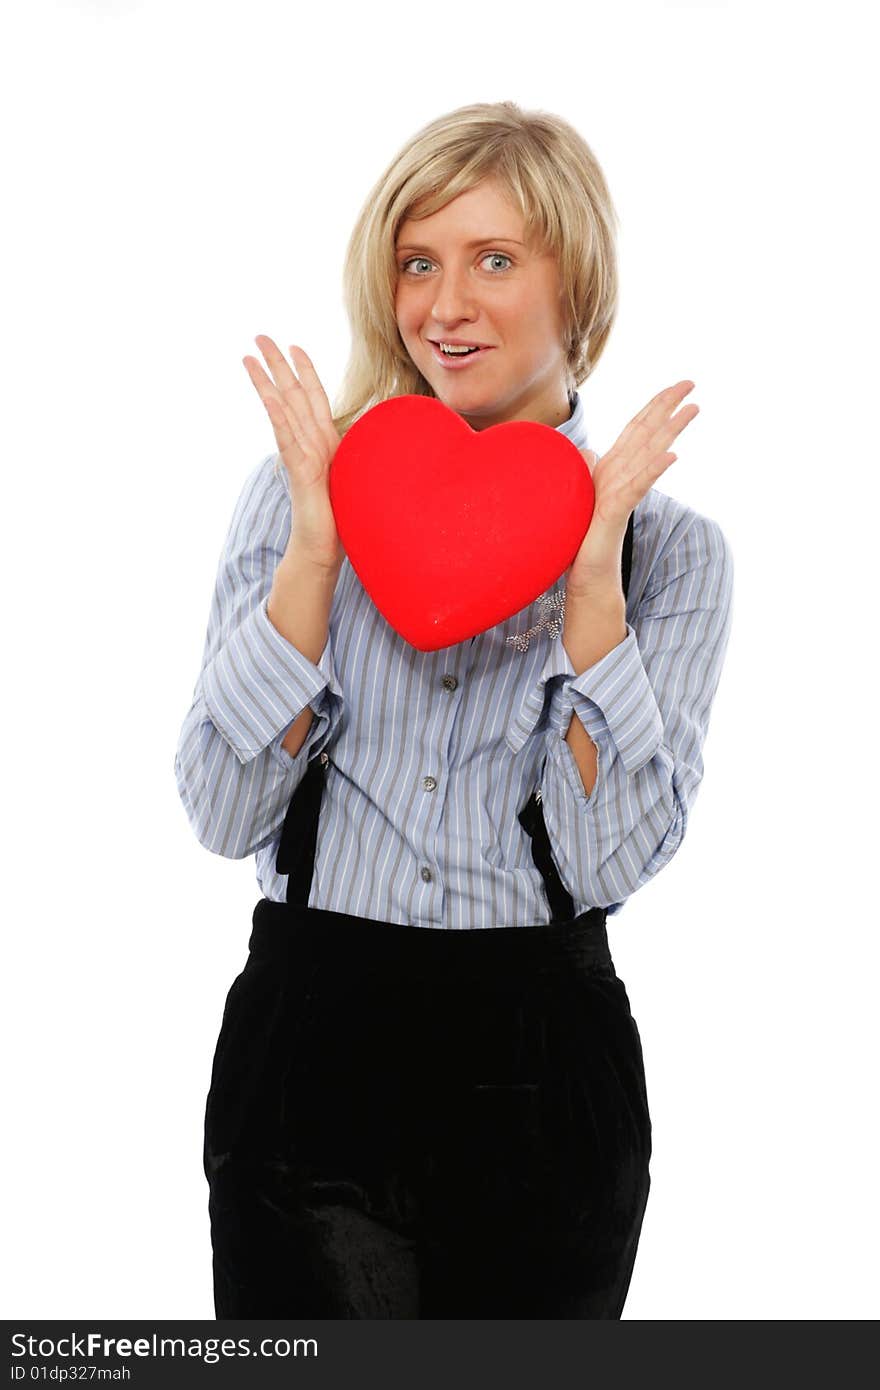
[396,236,526,253]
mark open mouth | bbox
[429,342,495,369]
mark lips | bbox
[428,341,495,369]
[428,338,491,349]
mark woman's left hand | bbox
[565,380,700,596]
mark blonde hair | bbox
[279,101,619,477]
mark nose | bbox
[429,265,478,329]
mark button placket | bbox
[415,662,465,905]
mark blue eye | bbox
[400,252,513,274]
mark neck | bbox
[459,385,574,432]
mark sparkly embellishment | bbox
[505,588,566,652]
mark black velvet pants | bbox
[203,897,652,1319]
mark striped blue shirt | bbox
[174,391,734,927]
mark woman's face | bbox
[394,178,571,431]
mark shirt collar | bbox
[554,390,589,452]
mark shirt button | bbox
[442,674,458,691]
[422,775,437,791]
[420,866,432,882]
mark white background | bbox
[3,0,877,1320]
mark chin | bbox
[433,386,492,414]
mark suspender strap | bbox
[621,503,634,600]
[276,750,328,907]
[516,788,576,922]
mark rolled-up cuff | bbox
[202,596,343,763]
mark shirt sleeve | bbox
[173,453,344,859]
[516,511,734,911]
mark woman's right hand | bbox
[243,335,344,572]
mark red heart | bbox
[329,395,595,651]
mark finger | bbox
[644,402,700,458]
[242,355,301,456]
[612,384,697,468]
[254,334,301,396]
[623,404,698,489]
[255,334,313,421]
[288,344,340,455]
[661,401,699,444]
[630,379,695,429]
[599,392,698,501]
[243,352,287,415]
[286,344,329,414]
[255,336,325,457]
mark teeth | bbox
[439,343,479,355]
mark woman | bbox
[175,100,734,1318]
